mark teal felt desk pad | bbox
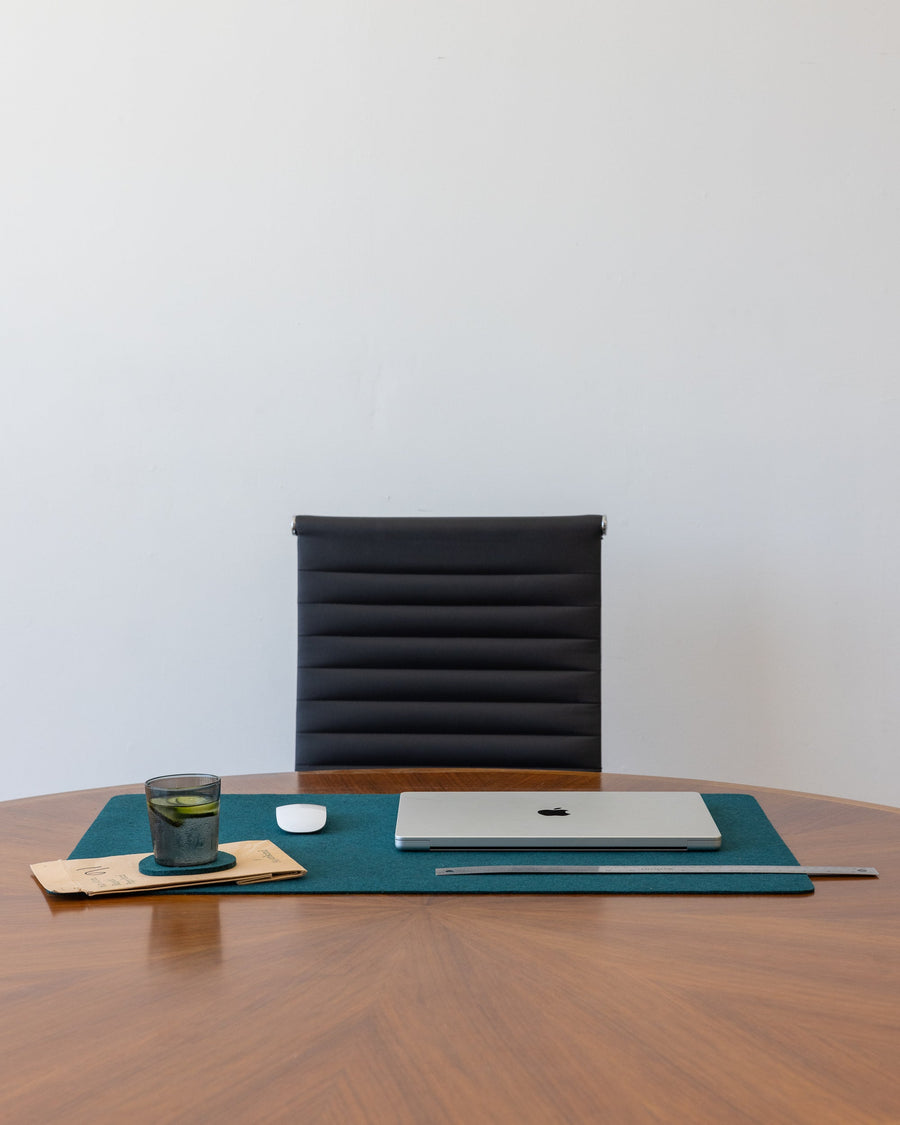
[68,793,814,894]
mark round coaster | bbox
[138,851,237,877]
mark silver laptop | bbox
[394,791,722,851]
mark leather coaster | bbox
[138,851,237,877]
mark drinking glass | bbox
[145,774,221,867]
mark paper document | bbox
[31,840,306,897]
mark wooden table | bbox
[3,770,899,1124]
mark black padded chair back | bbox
[292,515,606,770]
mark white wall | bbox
[2,2,898,806]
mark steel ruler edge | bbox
[434,864,879,877]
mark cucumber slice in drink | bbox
[172,798,218,817]
[149,794,218,824]
[148,797,184,826]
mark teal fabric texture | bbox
[69,793,813,894]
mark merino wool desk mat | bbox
[68,793,814,894]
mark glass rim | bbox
[145,773,220,790]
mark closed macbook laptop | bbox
[394,791,722,851]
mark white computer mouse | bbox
[275,803,327,833]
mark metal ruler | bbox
[435,864,878,877]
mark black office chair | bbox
[292,515,606,770]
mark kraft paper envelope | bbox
[31,840,306,896]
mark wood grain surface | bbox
[3,770,898,1124]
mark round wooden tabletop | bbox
[3,770,898,1124]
